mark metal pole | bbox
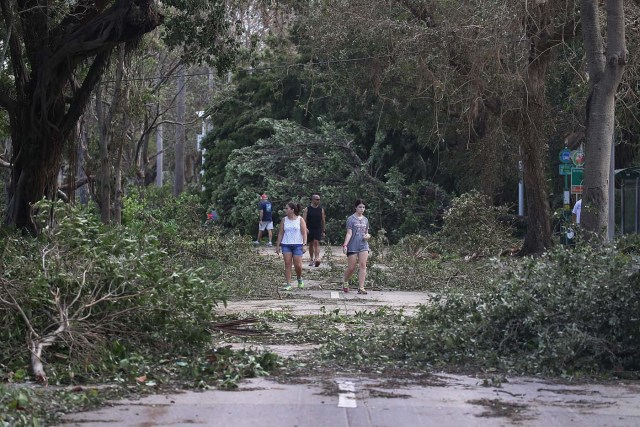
[518,160,524,216]
[156,124,163,187]
[634,177,640,234]
[621,179,625,234]
[608,134,615,240]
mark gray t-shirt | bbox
[346,214,370,253]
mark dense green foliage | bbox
[0,198,220,365]
[371,191,518,291]
[206,118,448,243]
[0,190,283,424]
[401,243,640,375]
[312,239,640,377]
[438,190,516,256]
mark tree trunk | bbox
[136,116,151,186]
[518,1,574,255]
[114,86,130,225]
[76,116,90,205]
[96,83,112,224]
[580,0,626,240]
[6,123,66,231]
[114,140,124,225]
[174,68,186,196]
[97,46,128,224]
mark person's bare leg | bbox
[293,255,303,280]
[313,240,321,264]
[267,229,273,244]
[343,254,358,284]
[283,252,293,284]
[308,240,316,265]
[357,251,369,291]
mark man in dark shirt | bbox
[303,193,325,266]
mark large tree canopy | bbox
[0,0,238,231]
[209,118,449,242]
[0,0,163,231]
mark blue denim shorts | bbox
[281,244,303,256]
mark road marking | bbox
[336,380,357,408]
[330,291,340,299]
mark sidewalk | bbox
[218,289,430,316]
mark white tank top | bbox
[281,216,303,244]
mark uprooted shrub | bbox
[367,190,516,292]
[122,185,282,298]
[369,233,497,292]
[399,243,640,375]
[437,190,517,257]
[0,199,224,384]
[314,242,640,376]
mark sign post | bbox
[558,147,573,245]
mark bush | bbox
[438,190,516,256]
[204,119,447,243]
[122,185,282,299]
[400,243,640,375]
[373,233,496,292]
[0,199,224,382]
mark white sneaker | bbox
[266,242,273,247]
[253,241,260,246]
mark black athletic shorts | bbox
[308,228,323,242]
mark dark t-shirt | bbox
[306,205,323,230]
[259,201,273,222]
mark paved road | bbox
[61,374,640,426]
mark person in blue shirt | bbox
[254,194,274,246]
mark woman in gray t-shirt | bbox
[341,199,371,294]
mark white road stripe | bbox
[336,380,357,408]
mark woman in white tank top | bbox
[275,202,308,290]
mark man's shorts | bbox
[259,221,274,231]
[281,244,303,256]
[308,228,323,242]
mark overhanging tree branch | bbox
[1,0,27,99]
[61,51,112,138]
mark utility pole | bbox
[174,66,185,196]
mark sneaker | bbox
[357,288,368,295]
[266,242,273,247]
[308,261,315,267]
[297,280,304,289]
[282,283,292,291]
[314,260,321,267]
[253,241,260,246]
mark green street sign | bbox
[571,167,583,193]
[559,164,572,175]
